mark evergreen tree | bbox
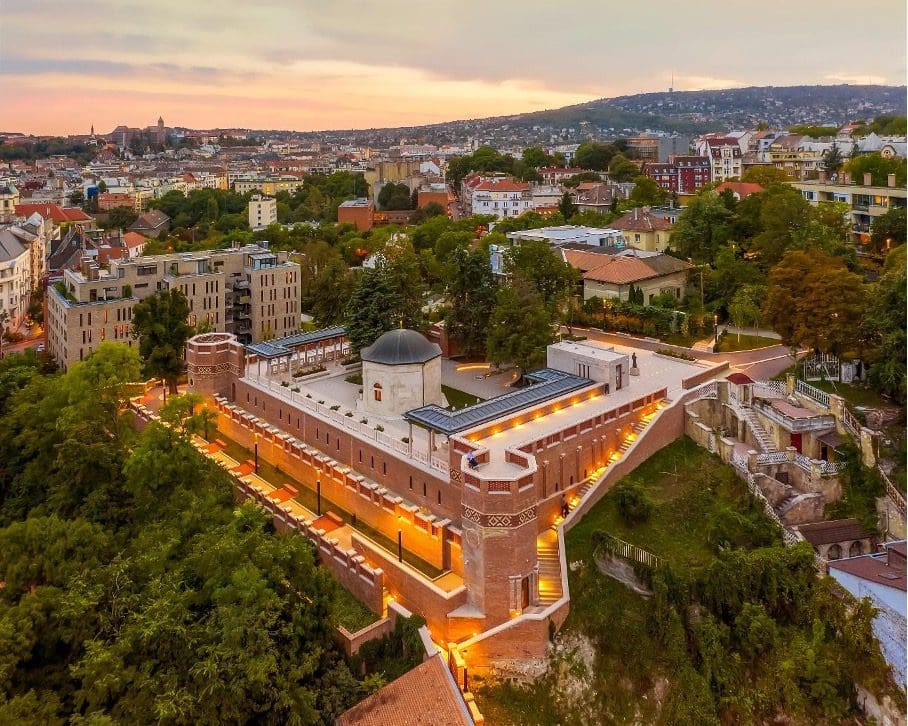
[444,246,497,355]
[559,191,577,220]
[131,289,193,394]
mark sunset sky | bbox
[2,0,905,136]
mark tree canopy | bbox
[131,289,193,393]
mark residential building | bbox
[97,192,137,211]
[337,198,374,232]
[470,178,532,219]
[828,541,906,686]
[699,137,743,183]
[561,246,691,303]
[536,167,590,185]
[611,207,674,253]
[572,182,618,214]
[642,156,711,195]
[495,225,624,275]
[248,194,277,230]
[790,174,907,245]
[416,184,455,214]
[46,244,301,369]
[129,209,171,238]
[14,203,93,229]
[626,136,660,162]
[0,216,47,331]
[0,184,19,223]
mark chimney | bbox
[863,172,872,186]
[888,173,896,188]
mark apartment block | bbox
[46,244,301,369]
[248,194,277,230]
[790,173,907,245]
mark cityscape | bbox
[0,3,906,725]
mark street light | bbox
[316,476,321,515]
[253,433,259,473]
[713,314,719,352]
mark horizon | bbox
[2,0,905,136]
[2,81,906,139]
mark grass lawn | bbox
[715,332,780,352]
[564,436,767,569]
[808,379,898,411]
[442,384,483,409]
[330,586,379,633]
[658,332,698,348]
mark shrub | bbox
[330,404,340,411]
[614,481,654,524]
[375,425,384,432]
[360,418,368,424]
[657,348,696,361]
[345,411,353,417]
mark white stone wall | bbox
[547,345,629,390]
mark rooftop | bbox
[361,329,441,366]
[245,325,347,359]
[336,654,472,726]
[828,544,906,593]
[339,198,373,207]
[798,518,869,546]
[549,339,626,362]
[405,368,591,436]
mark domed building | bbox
[361,329,446,416]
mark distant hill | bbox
[485,84,907,133]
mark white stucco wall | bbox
[362,357,445,416]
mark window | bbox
[373,382,382,401]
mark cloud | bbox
[824,72,891,85]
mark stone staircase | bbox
[740,406,774,452]
[536,529,563,605]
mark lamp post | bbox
[253,433,259,474]
[316,476,321,516]
[713,314,719,353]
[397,529,403,562]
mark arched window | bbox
[827,543,842,560]
[849,540,864,558]
[373,382,382,402]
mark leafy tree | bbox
[629,175,669,206]
[131,289,193,393]
[345,269,397,351]
[574,141,618,171]
[101,205,138,230]
[845,152,907,187]
[558,191,577,220]
[727,285,763,334]
[409,202,445,224]
[747,185,812,269]
[821,142,844,175]
[670,192,733,262]
[68,189,85,206]
[608,153,638,183]
[443,246,497,356]
[614,481,653,524]
[521,146,551,169]
[504,240,578,314]
[864,258,907,400]
[870,206,906,253]
[763,250,865,355]
[377,182,412,210]
[740,166,787,185]
[487,275,553,375]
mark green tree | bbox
[740,166,788,185]
[608,153,638,183]
[864,259,907,399]
[131,289,193,393]
[846,152,907,187]
[487,275,553,375]
[727,285,763,337]
[444,246,497,356]
[377,182,412,210]
[629,175,669,206]
[748,185,812,269]
[558,191,577,220]
[821,142,844,175]
[504,240,578,314]
[102,205,138,230]
[870,206,906,253]
[521,146,551,169]
[670,192,733,262]
[574,141,618,171]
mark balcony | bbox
[753,399,835,434]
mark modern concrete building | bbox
[337,198,374,232]
[547,339,630,392]
[248,194,277,231]
[790,175,907,246]
[46,243,300,369]
[495,225,624,275]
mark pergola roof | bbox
[245,325,346,359]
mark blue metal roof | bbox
[245,325,346,358]
[404,368,592,435]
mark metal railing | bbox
[594,532,661,569]
[753,380,786,398]
[879,467,907,517]
[756,451,788,465]
[842,407,861,439]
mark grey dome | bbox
[361,329,441,366]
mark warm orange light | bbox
[456,363,491,372]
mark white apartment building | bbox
[46,244,301,369]
[248,195,278,230]
[0,215,48,331]
[700,137,743,183]
[470,179,532,219]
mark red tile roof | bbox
[829,547,906,592]
[14,203,92,224]
[715,182,764,199]
[799,518,869,546]
[612,208,673,232]
[726,372,754,385]
[336,654,471,726]
[582,256,660,285]
[123,231,147,249]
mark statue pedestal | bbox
[629,366,640,376]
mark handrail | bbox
[879,467,907,517]
[594,532,661,569]
[795,379,830,407]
